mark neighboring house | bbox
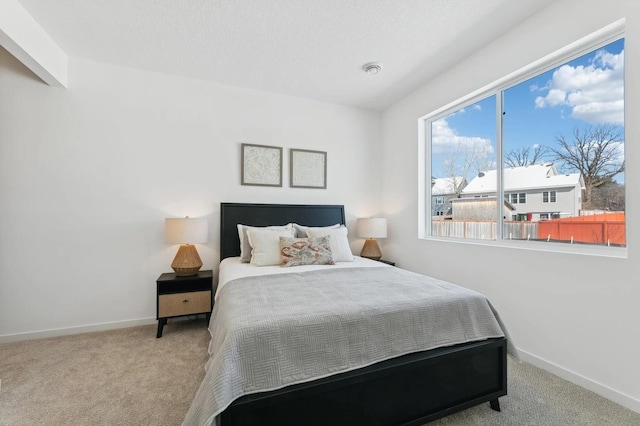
[460,164,585,221]
[431,176,466,218]
[433,197,515,240]
[450,197,515,221]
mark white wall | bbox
[381,0,639,413]
[0,48,382,340]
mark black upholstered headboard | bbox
[219,203,346,260]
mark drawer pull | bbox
[182,299,189,303]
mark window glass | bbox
[430,96,497,240]
[426,37,625,248]
[503,38,624,245]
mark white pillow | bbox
[293,223,341,238]
[306,226,354,262]
[247,228,295,266]
[237,223,293,262]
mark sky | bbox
[431,38,625,183]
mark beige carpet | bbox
[1,319,640,426]
[0,319,210,426]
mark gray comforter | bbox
[183,266,511,426]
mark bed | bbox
[183,203,511,426]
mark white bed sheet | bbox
[216,255,390,300]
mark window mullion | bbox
[496,92,504,240]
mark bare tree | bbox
[440,157,467,195]
[504,145,549,167]
[590,181,625,211]
[440,141,492,195]
[549,124,624,208]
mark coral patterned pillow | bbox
[279,236,335,267]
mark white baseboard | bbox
[517,348,640,415]
[0,317,157,344]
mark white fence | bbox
[432,220,539,240]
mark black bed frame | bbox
[218,203,507,426]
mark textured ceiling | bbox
[16,0,556,110]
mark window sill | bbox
[422,235,627,259]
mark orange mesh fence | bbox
[538,213,625,245]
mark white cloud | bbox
[431,118,494,158]
[534,49,624,124]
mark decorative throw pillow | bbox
[293,223,341,238]
[280,236,335,267]
[306,226,354,262]
[246,228,295,266]
[237,223,293,262]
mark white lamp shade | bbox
[165,217,208,244]
[356,218,387,239]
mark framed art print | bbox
[290,148,327,189]
[241,143,283,187]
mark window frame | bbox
[543,191,557,203]
[507,193,526,204]
[519,193,526,204]
[417,20,626,258]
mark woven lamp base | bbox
[360,238,382,260]
[171,244,203,276]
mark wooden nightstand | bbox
[156,270,213,338]
[376,259,396,266]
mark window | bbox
[423,32,625,249]
[543,191,557,203]
[434,196,445,205]
[507,193,526,204]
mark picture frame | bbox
[290,148,327,189]
[241,143,283,187]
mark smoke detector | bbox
[362,62,382,74]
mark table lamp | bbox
[356,218,387,260]
[165,217,208,276]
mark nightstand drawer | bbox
[158,290,211,317]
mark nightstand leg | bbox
[206,312,211,325]
[156,318,167,338]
